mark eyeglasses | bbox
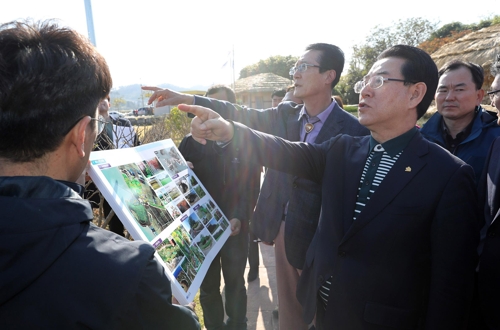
[487,89,500,101]
[62,115,107,136]
[289,63,321,76]
[354,75,409,93]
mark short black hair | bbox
[272,89,286,98]
[439,60,484,90]
[205,84,236,103]
[378,45,438,119]
[305,43,344,89]
[333,95,344,109]
[491,54,500,77]
[0,20,112,162]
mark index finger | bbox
[142,86,163,105]
[178,104,214,120]
[141,86,161,92]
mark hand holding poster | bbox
[88,139,231,305]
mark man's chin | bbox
[358,115,371,128]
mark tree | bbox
[239,55,298,79]
[342,17,437,104]
[111,96,126,110]
[421,16,500,54]
[429,22,470,40]
[419,30,470,55]
[140,107,191,146]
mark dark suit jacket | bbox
[178,136,261,231]
[195,96,369,268]
[228,122,479,329]
[478,136,500,329]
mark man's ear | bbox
[325,70,336,86]
[475,88,485,106]
[409,82,427,107]
[70,116,91,158]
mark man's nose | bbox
[444,90,455,100]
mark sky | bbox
[1,0,498,89]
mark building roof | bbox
[234,73,292,93]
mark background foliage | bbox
[140,107,191,146]
[238,15,500,105]
[239,55,298,79]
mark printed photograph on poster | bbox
[88,139,232,305]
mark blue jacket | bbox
[420,107,500,183]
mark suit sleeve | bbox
[426,164,480,328]
[194,95,289,134]
[229,121,336,185]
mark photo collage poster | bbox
[88,139,232,304]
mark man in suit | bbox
[144,43,369,330]
[476,54,500,329]
[179,44,480,329]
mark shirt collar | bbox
[441,106,478,141]
[298,98,337,122]
[370,127,418,157]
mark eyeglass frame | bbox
[91,115,108,135]
[289,63,321,76]
[62,115,107,136]
[487,89,500,100]
[354,75,413,94]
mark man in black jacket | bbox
[0,20,199,329]
[179,85,261,330]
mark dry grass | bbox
[194,291,204,329]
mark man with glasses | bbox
[86,95,140,237]
[178,44,479,329]
[144,43,369,330]
[488,64,500,110]
[0,20,199,329]
[475,54,500,329]
[420,60,500,183]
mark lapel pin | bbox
[405,166,411,172]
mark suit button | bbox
[338,251,347,257]
[293,184,298,188]
[319,275,324,283]
[488,232,496,237]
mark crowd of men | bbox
[1,18,500,330]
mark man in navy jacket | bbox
[144,43,369,330]
[0,20,199,329]
[421,60,500,183]
[475,54,500,329]
[180,45,479,329]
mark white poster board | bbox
[88,139,231,304]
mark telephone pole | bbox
[84,0,96,46]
